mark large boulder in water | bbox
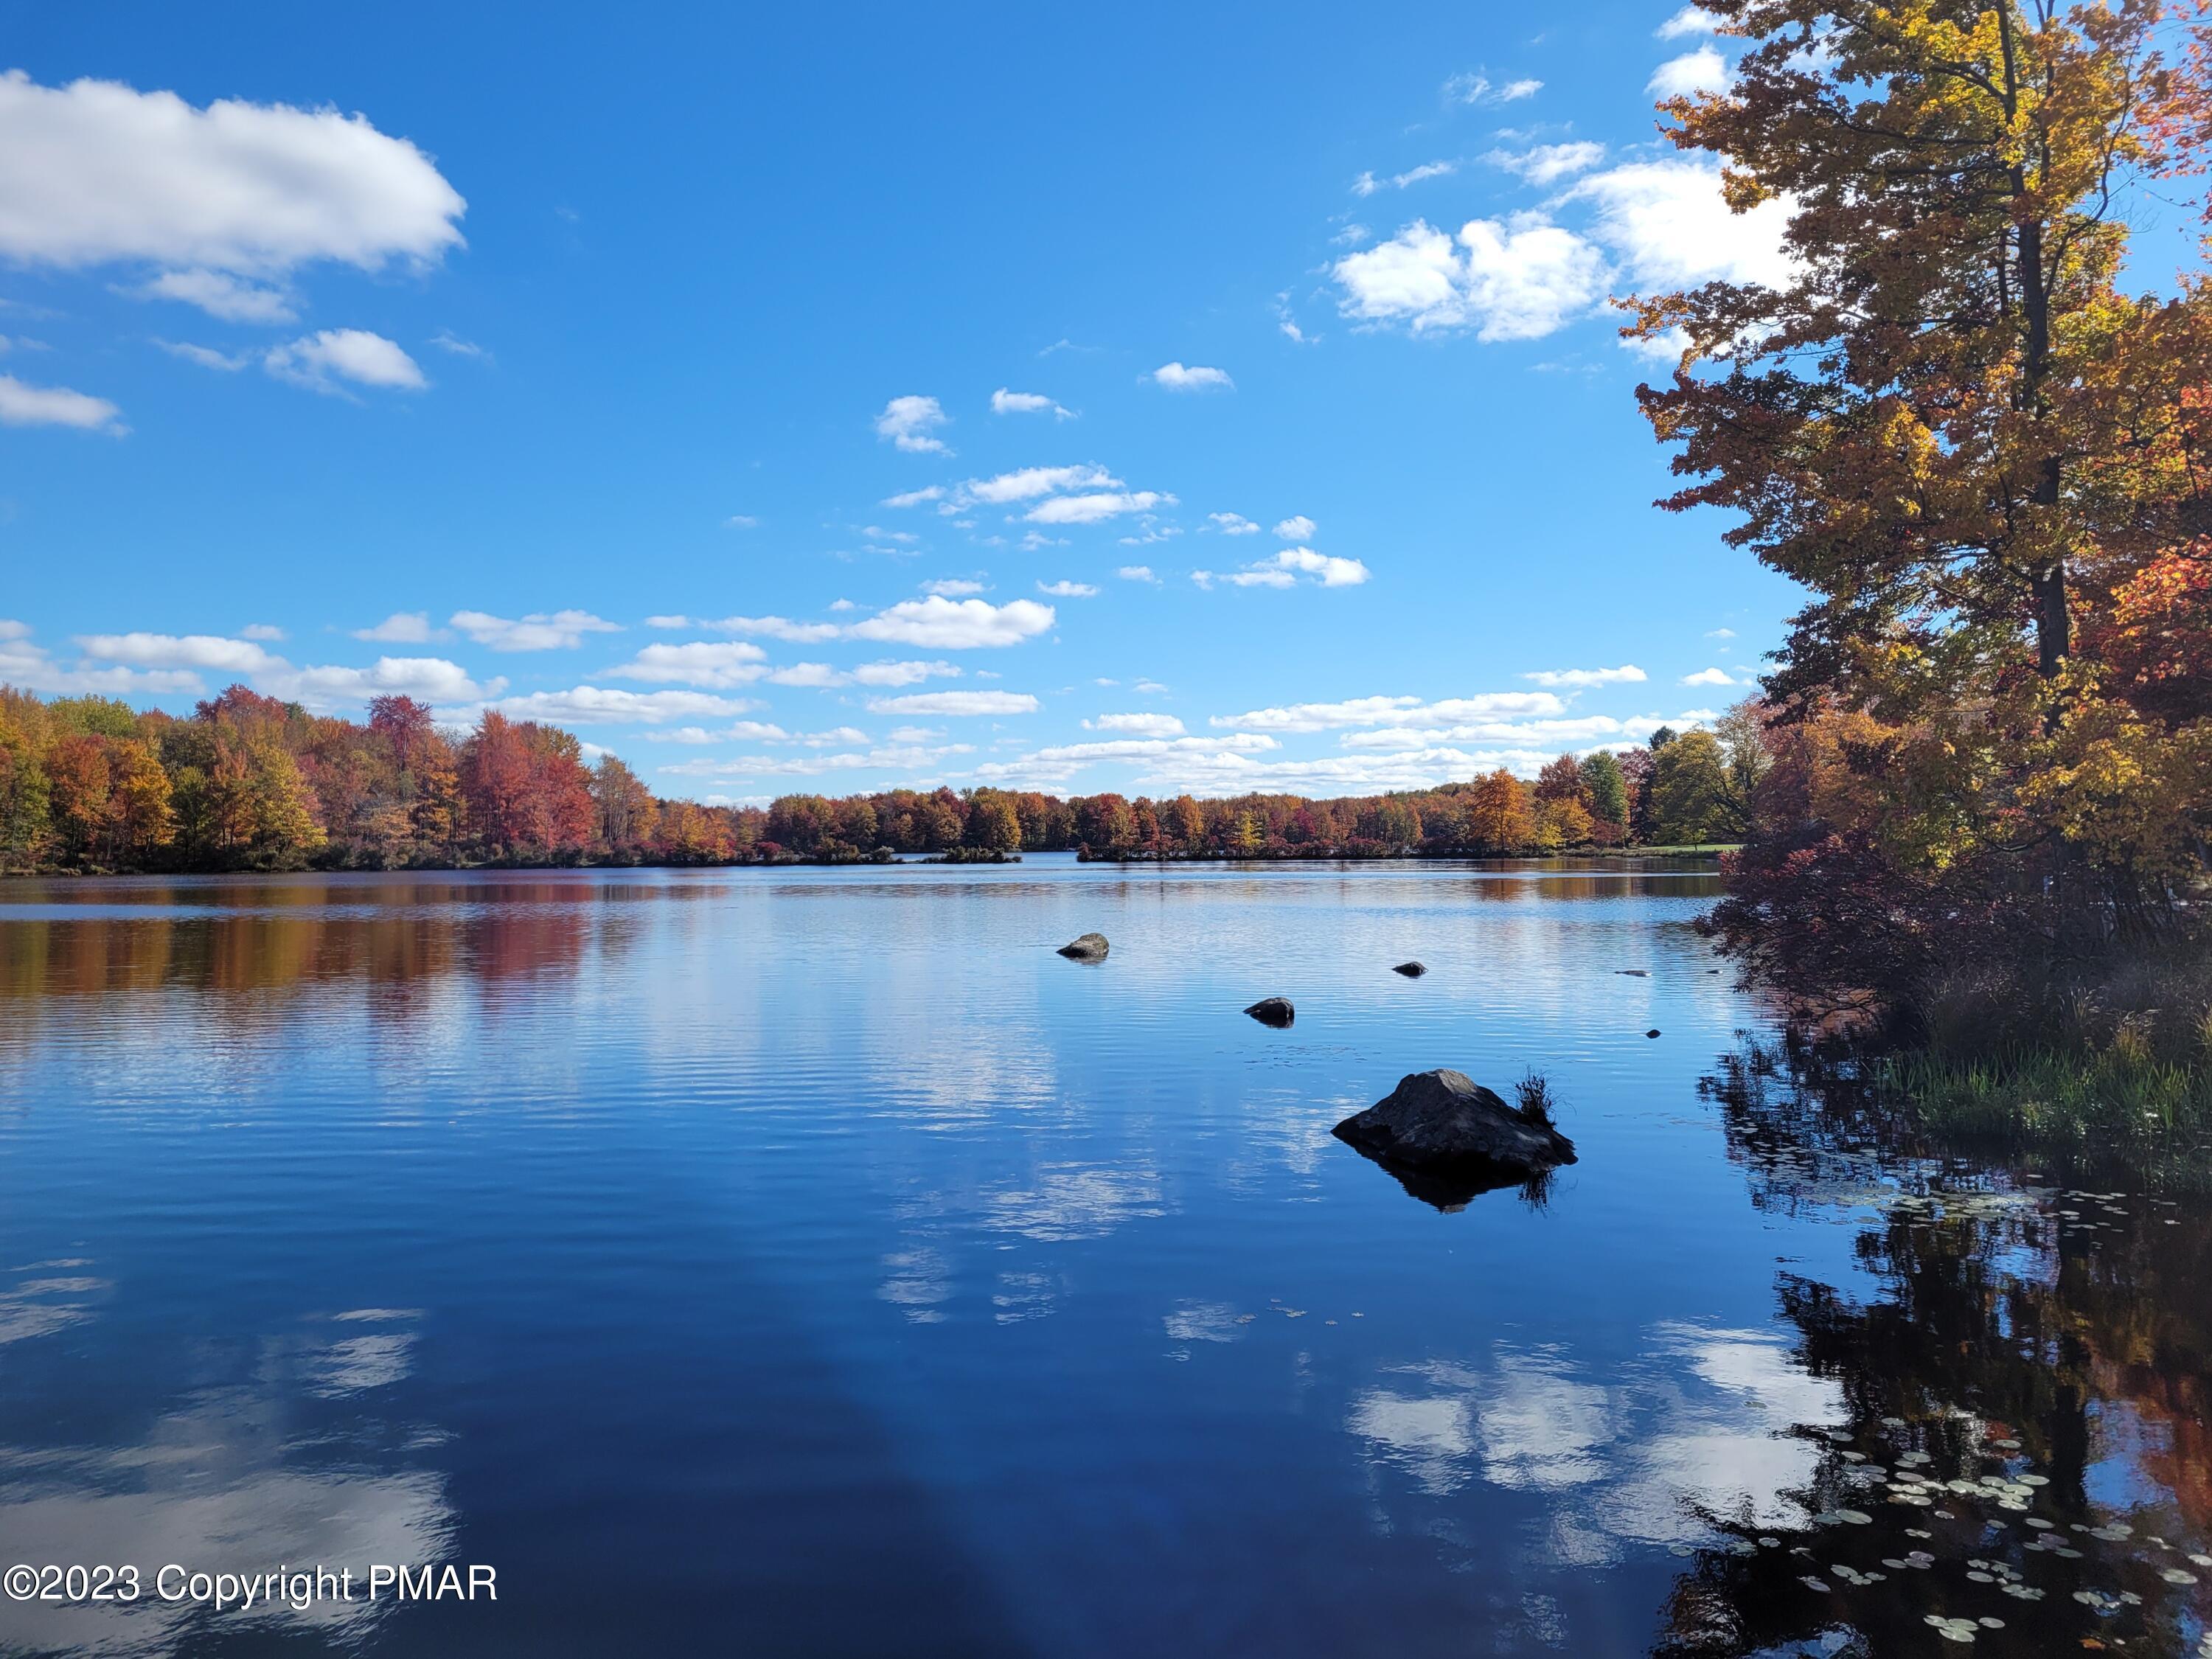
[1057,932,1110,961]
[1244,996,1295,1027]
[1333,1070,1576,1178]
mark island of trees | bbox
[0,684,1766,874]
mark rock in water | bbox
[1057,933,1110,961]
[1333,1069,1576,1177]
[1392,961,1427,978]
[1245,997,1295,1027]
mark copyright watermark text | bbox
[4,1562,496,1610]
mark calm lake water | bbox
[0,857,2207,1658]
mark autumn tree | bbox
[1635,0,2212,994]
[1579,751,1631,841]
[1461,770,1536,853]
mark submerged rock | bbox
[1332,1069,1576,1181]
[1057,933,1110,961]
[1392,961,1427,978]
[1245,996,1295,1027]
[1646,1029,1661,1038]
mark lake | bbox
[0,858,2206,1657]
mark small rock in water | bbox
[1391,961,1427,978]
[1646,1029,1662,1038]
[1245,997,1295,1027]
[1617,969,1650,977]
[1057,932,1110,961]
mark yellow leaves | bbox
[2019,683,2212,879]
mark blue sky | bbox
[0,2,1801,801]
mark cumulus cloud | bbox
[1211,692,1563,733]
[1486,142,1607,187]
[1024,490,1174,526]
[643,721,790,745]
[1208,512,1260,535]
[0,625,203,696]
[1681,666,1740,686]
[1087,712,1185,737]
[75,631,284,674]
[920,578,987,596]
[1562,159,1795,291]
[881,485,945,509]
[866,690,1039,717]
[1523,664,1647,687]
[1272,515,1315,540]
[240,623,285,641]
[1194,547,1369,590]
[1658,4,1721,37]
[991,388,1072,419]
[1150,362,1232,392]
[262,328,425,393]
[135,267,296,322]
[482,687,760,725]
[266,655,497,711]
[1334,158,1792,341]
[706,615,846,644]
[1354,160,1459,195]
[608,641,768,688]
[1333,216,1607,340]
[763,658,961,689]
[0,70,465,319]
[1116,566,1158,583]
[1037,580,1098,597]
[1444,72,1543,106]
[1648,46,1733,99]
[0,373,125,432]
[849,596,1054,650]
[352,611,437,642]
[874,394,950,454]
[450,608,619,651]
[959,463,1119,505]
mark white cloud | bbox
[664,742,973,781]
[1648,46,1733,99]
[1116,566,1158,583]
[1523,664,1647,687]
[723,513,759,529]
[851,659,959,686]
[882,485,945,508]
[1681,667,1739,686]
[264,328,425,393]
[1151,362,1232,392]
[156,339,249,371]
[429,330,484,358]
[1657,5,1721,38]
[484,687,760,725]
[991,387,1072,419]
[75,631,284,673]
[874,394,950,454]
[135,268,296,322]
[1444,72,1543,106]
[1208,512,1260,535]
[1486,142,1608,187]
[709,614,846,644]
[0,373,125,432]
[352,611,436,642]
[451,608,619,651]
[1332,216,1606,340]
[1356,160,1459,195]
[1197,547,1369,590]
[1087,712,1184,737]
[1211,692,1563,733]
[0,71,465,313]
[921,578,987,596]
[1565,159,1794,291]
[850,596,1054,650]
[1037,580,1099,597]
[0,627,203,695]
[644,721,791,744]
[265,655,497,712]
[608,641,769,688]
[1024,490,1173,526]
[867,690,1039,716]
[1272,515,1315,540]
[1706,627,1736,639]
[958,463,1119,505]
[239,623,285,641]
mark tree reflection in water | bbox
[1655,1048,2212,1657]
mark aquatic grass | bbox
[1513,1069,1559,1129]
[1875,1038,2212,1150]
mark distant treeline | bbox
[0,684,1765,874]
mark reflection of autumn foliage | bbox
[1659,1046,2212,1658]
